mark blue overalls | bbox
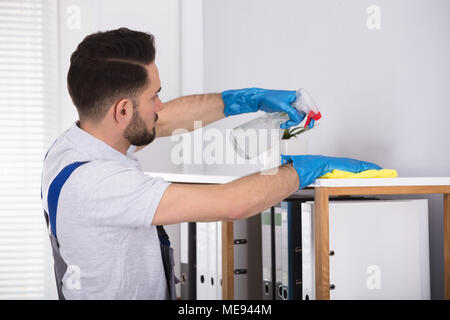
[42,161,177,299]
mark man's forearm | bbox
[155,93,225,138]
[222,163,299,220]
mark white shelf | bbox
[145,172,450,188]
[145,171,240,184]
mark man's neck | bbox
[77,121,130,155]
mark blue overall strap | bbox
[43,161,89,300]
[157,225,178,299]
[47,162,90,237]
[157,225,171,246]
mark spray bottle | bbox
[229,88,321,159]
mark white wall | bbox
[203,0,450,299]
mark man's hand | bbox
[222,88,307,129]
[281,155,382,189]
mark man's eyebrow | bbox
[152,87,161,98]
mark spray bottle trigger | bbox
[304,111,321,128]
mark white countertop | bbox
[144,171,450,187]
[145,171,240,184]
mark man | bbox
[41,28,380,300]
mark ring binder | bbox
[234,269,248,275]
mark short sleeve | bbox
[78,161,170,229]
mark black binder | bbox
[261,207,275,300]
[180,222,196,300]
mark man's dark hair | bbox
[67,28,156,121]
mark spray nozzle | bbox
[292,88,322,128]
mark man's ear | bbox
[113,98,133,126]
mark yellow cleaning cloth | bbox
[320,169,398,179]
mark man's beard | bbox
[123,107,157,147]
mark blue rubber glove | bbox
[281,155,382,189]
[222,88,306,129]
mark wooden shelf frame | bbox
[144,172,450,300]
[312,185,450,300]
[221,185,450,300]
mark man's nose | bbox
[155,98,164,112]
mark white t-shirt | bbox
[41,122,171,299]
